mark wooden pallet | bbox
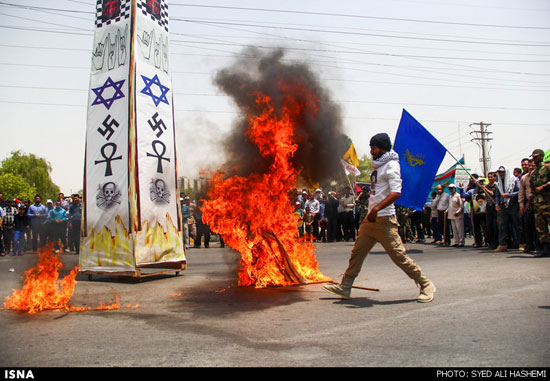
[80,261,186,281]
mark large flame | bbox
[4,243,121,314]
[202,80,330,288]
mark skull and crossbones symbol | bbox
[150,178,170,204]
[96,181,121,209]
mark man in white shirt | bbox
[339,187,356,241]
[447,184,465,247]
[305,193,321,240]
[324,133,436,303]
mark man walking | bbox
[323,133,436,303]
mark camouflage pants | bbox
[534,200,550,244]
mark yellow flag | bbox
[343,143,359,168]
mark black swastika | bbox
[97,114,120,141]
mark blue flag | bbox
[394,109,446,211]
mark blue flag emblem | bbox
[394,109,446,211]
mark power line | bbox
[169,3,550,30]
[178,18,550,47]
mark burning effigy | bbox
[201,48,346,288]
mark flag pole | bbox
[444,149,495,203]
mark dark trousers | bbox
[411,210,424,240]
[50,221,67,249]
[342,211,355,241]
[431,216,442,242]
[327,216,338,242]
[319,218,327,242]
[472,212,484,247]
[3,227,13,254]
[522,205,537,251]
[31,223,45,251]
[195,223,210,247]
[485,205,498,249]
[498,202,520,246]
[68,221,81,253]
[336,213,345,241]
[312,214,320,240]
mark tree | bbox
[0,173,37,200]
[356,154,373,183]
[0,150,60,200]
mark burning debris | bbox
[3,243,123,314]
[201,48,344,288]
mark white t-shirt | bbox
[368,160,402,217]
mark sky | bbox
[0,0,549,194]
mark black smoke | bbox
[214,47,347,185]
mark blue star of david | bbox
[140,74,170,107]
[91,77,125,110]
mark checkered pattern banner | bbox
[95,0,131,28]
[136,0,169,32]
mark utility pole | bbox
[469,122,492,178]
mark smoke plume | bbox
[214,47,346,186]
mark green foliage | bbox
[0,150,60,200]
[0,173,37,200]
[356,154,373,183]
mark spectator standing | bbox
[2,199,17,256]
[340,187,356,241]
[0,206,4,255]
[325,191,339,242]
[356,186,370,226]
[27,195,48,252]
[319,195,328,242]
[13,206,29,256]
[48,201,68,252]
[68,194,82,254]
[336,192,345,241]
[530,149,550,257]
[465,177,483,248]
[447,184,465,247]
[305,191,321,241]
[410,209,425,243]
[429,192,442,244]
[434,184,451,246]
[518,158,531,251]
[193,201,210,248]
[495,166,521,252]
[181,197,191,249]
[519,159,537,253]
[474,194,488,247]
[294,202,304,237]
[480,172,498,250]
[58,192,69,210]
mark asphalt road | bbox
[0,237,549,368]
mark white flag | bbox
[341,158,361,177]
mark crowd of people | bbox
[291,186,369,243]
[0,193,82,256]
[419,149,550,257]
[1,148,548,258]
[286,148,550,257]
